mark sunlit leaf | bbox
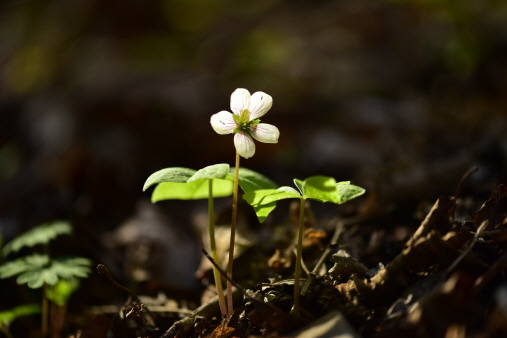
[303,176,336,197]
[231,167,279,222]
[143,167,196,191]
[335,181,366,204]
[147,165,277,203]
[302,176,339,202]
[2,221,72,256]
[146,164,235,201]
[251,202,277,223]
[188,163,230,182]
[244,186,301,221]
[294,179,304,195]
[244,187,301,206]
[152,179,234,201]
[243,176,365,221]
[298,176,365,204]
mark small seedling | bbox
[243,176,365,316]
[144,163,277,316]
[0,221,91,337]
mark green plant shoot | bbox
[144,163,277,316]
[243,176,365,317]
[0,221,91,337]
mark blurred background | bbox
[1,0,507,324]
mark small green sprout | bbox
[244,176,365,317]
[0,221,91,337]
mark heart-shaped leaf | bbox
[335,181,366,204]
[143,167,197,191]
[152,179,233,201]
[243,187,301,222]
[188,164,230,182]
[146,165,278,202]
[244,187,301,206]
[146,164,234,201]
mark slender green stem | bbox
[227,151,240,316]
[292,198,306,317]
[208,179,227,316]
[42,283,48,337]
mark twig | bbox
[449,166,478,221]
[202,248,247,297]
[97,264,156,326]
[97,264,140,303]
[445,220,488,276]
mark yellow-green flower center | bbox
[233,109,260,134]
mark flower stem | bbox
[291,198,305,317]
[208,179,227,317]
[227,151,240,316]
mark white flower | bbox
[210,88,280,159]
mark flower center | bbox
[233,109,260,133]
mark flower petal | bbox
[234,131,256,159]
[210,111,237,134]
[250,123,279,143]
[230,88,251,116]
[249,91,273,119]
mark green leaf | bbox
[335,181,366,204]
[244,187,301,206]
[146,164,235,201]
[229,167,279,222]
[0,254,91,289]
[152,179,233,201]
[0,254,50,279]
[243,176,365,222]
[0,304,41,325]
[49,256,92,280]
[143,167,196,191]
[293,179,305,195]
[2,221,72,256]
[17,269,58,288]
[251,202,277,223]
[244,187,301,221]
[301,176,339,202]
[188,163,230,182]
[232,167,278,193]
[302,176,365,204]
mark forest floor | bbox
[71,174,507,338]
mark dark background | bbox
[1,0,506,326]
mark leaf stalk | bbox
[208,179,227,316]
